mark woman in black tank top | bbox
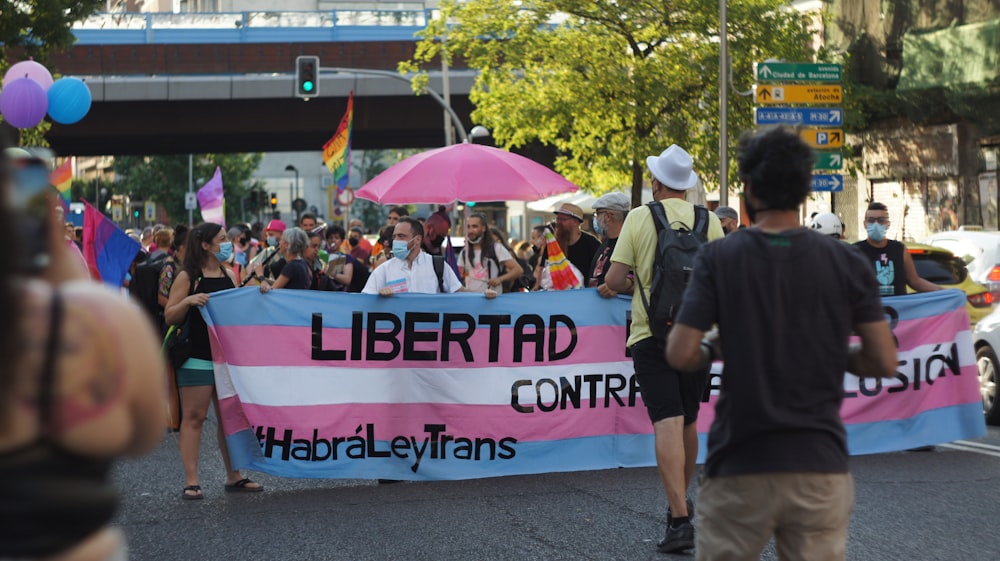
[164,223,264,500]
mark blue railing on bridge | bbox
[71,10,435,45]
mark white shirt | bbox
[362,251,463,294]
[459,242,513,293]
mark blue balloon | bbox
[47,77,92,125]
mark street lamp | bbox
[323,66,471,143]
[284,164,299,223]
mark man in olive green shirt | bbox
[606,144,724,554]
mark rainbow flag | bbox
[83,201,142,286]
[544,228,581,290]
[322,91,353,192]
[50,158,73,206]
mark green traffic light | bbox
[302,81,314,92]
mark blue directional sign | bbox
[754,107,844,126]
[811,174,843,192]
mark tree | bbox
[402,0,816,205]
[111,153,265,225]
[0,0,105,145]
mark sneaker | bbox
[657,522,695,553]
[666,497,695,527]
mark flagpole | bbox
[188,154,194,227]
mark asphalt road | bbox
[113,421,1000,561]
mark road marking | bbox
[939,440,1000,458]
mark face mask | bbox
[467,235,483,245]
[349,237,360,247]
[392,239,411,261]
[266,236,279,248]
[866,223,887,242]
[214,241,233,263]
[592,215,605,236]
[234,251,247,267]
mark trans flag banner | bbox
[201,288,984,480]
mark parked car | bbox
[971,307,1000,425]
[921,229,1000,302]
[906,243,993,325]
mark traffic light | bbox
[295,55,320,98]
[270,192,278,210]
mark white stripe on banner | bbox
[216,361,636,406]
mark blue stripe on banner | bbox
[883,289,967,322]
[846,401,987,455]
[202,287,633,329]
[227,403,986,480]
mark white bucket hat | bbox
[646,144,699,191]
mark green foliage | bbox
[110,153,264,225]
[402,0,815,201]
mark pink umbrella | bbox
[356,143,579,204]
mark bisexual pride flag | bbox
[200,288,983,481]
[83,201,142,286]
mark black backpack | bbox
[345,254,370,293]
[636,202,710,340]
[432,255,446,293]
[129,252,170,335]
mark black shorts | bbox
[631,337,707,426]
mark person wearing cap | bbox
[542,201,601,280]
[247,219,288,283]
[714,206,740,235]
[605,144,724,554]
[587,192,632,297]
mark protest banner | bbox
[200,288,984,480]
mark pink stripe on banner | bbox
[222,399,653,442]
[839,364,980,423]
[892,308,969,352]
[214,324,629,368]
[219,394,251,437]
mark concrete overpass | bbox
[43,10,477,155]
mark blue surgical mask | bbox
[234,250,247,267]
[215,241,234,263]
[866,223,887,242]
[392,239,411,261]
[592,214,605,236]
[266,236,279,247]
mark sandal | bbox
[182,485,203,500]
[224,478,264,493]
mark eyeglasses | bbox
[864,217,890,225]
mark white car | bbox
[921,229,1000,301]
[972,306,1000,425]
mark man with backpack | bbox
[363,216,496,298]
[606,144,724,554]
[458,213,522,294]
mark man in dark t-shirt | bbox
[543,202,600,278]
[853,201,941,296]
[587,192,633,298]
[666,128,898,560]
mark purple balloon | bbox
[3,60,53,90]
[47,77,92,125]
[0,77,48,129]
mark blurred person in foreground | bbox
[666,127,897,561]
[0,146,166,560]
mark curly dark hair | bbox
[736,127,815,211]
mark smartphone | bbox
[10,155,54,274]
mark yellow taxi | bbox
[906,243,993,325]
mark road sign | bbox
[814,151,843,170]
[292,198,308,213]
[755,85,842,104]
[755,62,841,83]
[184,192,197,210]
[811,174,843,192]
[799,129,843,148]
[111,203,123,222]
[144,201,156,221]
[337,187,355,206]
[754,107,843,126]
